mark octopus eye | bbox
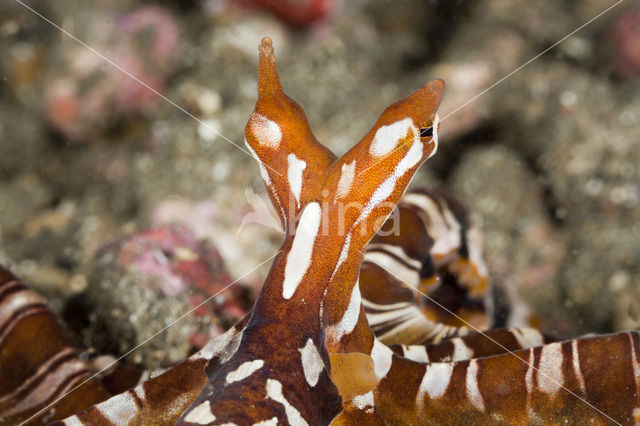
[419,127,433,138]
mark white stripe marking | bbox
[629,333,640,395]
[371,339,394,379]
[571,339,586,394]
[266,379,309,426]
[452,338,475,361]
[361,298,413,312]
[369,118,414,157]
[245,139,272,186]
[250,113,282,148]
[61,417,83,426]
[225,359,264,384]
[402,345,429,362]
[197,324,242,360]
[524,349,534,394]
[418,363,453,400]
[336,160,356,199]
[298,338,325,387]
[0,288,47,329]
[430,114,439,157]
[287,154,306,208]
[363,251,420,286]
[253,418,278,426]
[402,193,459,257]
[366,305,423,327]
[357,135,423,225]
[352,391,375,412]
[366,243,421,269]
[184,400,217,424]
[537,343,564,395]
[466,226,489,278]
[218,331,244,364]
[99,392,140,425]
[135,385,146,402]
[329,233,351,282]
[327,284,361,341]
[511,328,544,349]
[466,360,485,411]
[282,202,322,299]
[245,139,286,225]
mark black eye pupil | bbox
[420,127,433,138]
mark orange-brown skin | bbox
[178,36,443,425]
[46,37,441,426]
[371,331,640,425]
[388,328,549,361]
[4,37,640,425]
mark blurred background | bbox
[0,0,638,368]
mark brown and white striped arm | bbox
[175,36,443,425]
[56,317,248,425]
[388,327,548,363]
[0,268,114,424]
[4,37,637,425]
[360,187,494,346]
[367,331,640,424]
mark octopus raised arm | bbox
[2,37,640,425]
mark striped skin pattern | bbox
[388,328,549,363]
[177,37,443,425]
[3,38,640,424]
[328,190,640,422]
[369,331,640,424]
[57,316,249,425]
[360,188,494,346]
[52,36,441,425]
[0,268,133,424]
